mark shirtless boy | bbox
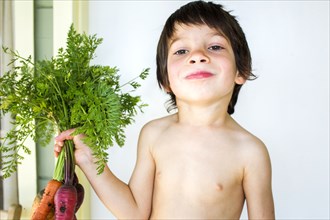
[54,1,275,219]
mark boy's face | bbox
[166,24,245,106]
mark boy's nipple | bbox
[216,183,224,191]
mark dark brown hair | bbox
[156,1,256,114]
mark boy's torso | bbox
[148,114,251,219]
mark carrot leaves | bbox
[0,24,149,178]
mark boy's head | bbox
[156,1,255,114]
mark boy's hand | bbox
[54,128,75,157]
[54,128,94,167]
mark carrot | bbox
[31,189,55,220]
[54,184,77,220]
[73,173,79,186]
[31,189,43,218]
[54,142,78,220]
[74,183,85,212]
[72,173,85,213]
[31,179,62,220]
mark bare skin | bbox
[54,24,275,219]
[144,113,272,219]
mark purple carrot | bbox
[54,141,77,220]
[75,183,85,213]
[54,184,77,220]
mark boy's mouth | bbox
[185,71,214,79]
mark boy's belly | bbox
[150,193,244,219]
[150,172,245,219]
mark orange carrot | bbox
[31,179,62,220]
[31,189,43,219]
[31,189,55,220]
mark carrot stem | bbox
[53,140,75,182]
[53,149,65,181]
[64,140,75,185]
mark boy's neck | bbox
[175,102,231,127]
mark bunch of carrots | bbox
[1,24,148,220]
[31,140,84,220]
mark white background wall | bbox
[88,1,329,219]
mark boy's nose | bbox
[189,51,209,64]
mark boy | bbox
[55,1,275,219]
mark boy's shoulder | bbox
[235,126,270,167]
[139,113,177,142]
[142,114,176,133]
[227,118,269,161]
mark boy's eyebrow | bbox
[168,31,228,48]
[168,37,181,48]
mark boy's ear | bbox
[164,85,172,93]
[235,71,246,85]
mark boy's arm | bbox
[68,124,155,219]
[243,140,275,219]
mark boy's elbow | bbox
[249,205,275,220]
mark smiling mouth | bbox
[185,71,214,80]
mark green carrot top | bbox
[0,24,149,180]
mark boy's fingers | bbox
[54,140,64,147]
[54,141,64,157]
[55,128,76,142]
[54,144,61,152]
[54,144,62,157]
[54,128,76,157]
[54,150,59,158]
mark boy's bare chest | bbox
[153,125,242,168]
[153,139,242,185]
[152,127,244,199]
[151,128,245,217]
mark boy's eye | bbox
[174,49,188,55]
[208,45,223,51]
